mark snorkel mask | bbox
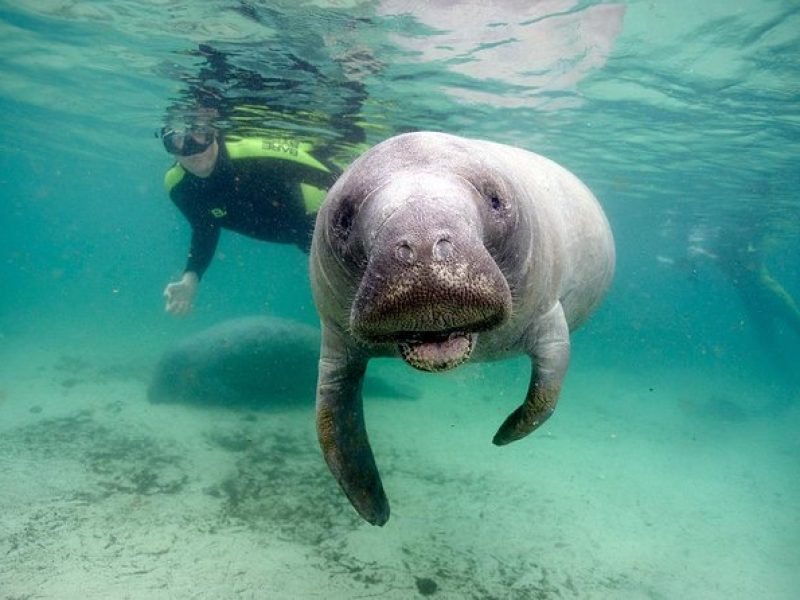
[161,123,216,156]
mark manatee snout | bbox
[350,201,512,372]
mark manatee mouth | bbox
[398,331,475,373]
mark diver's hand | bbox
[164,271,199,317]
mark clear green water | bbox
[1,1,798,598]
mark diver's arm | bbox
[163,220,219,317]
[185,222,221,280]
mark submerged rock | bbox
[415,577,438,596]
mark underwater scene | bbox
[1,1,798,598]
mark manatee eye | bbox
[478,180,506,212]
[333,201,356,240]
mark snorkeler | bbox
[686,222,800,344]
[160,113,339,316]
[159,41,371,316]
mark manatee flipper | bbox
[493,302,571,445]
[316,326,389,526]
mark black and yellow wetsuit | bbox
[165,135,338,280]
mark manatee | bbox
[149,316,416,408]
[148,316,320,407]
[310,132,615,525]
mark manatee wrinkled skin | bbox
[310,132,615,525]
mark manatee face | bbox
[324,169,521,370]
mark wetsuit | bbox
[165,135,338,279]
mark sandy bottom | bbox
[1,331,798,599]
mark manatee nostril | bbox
[395,242,415,264]
[432,238,454,261]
